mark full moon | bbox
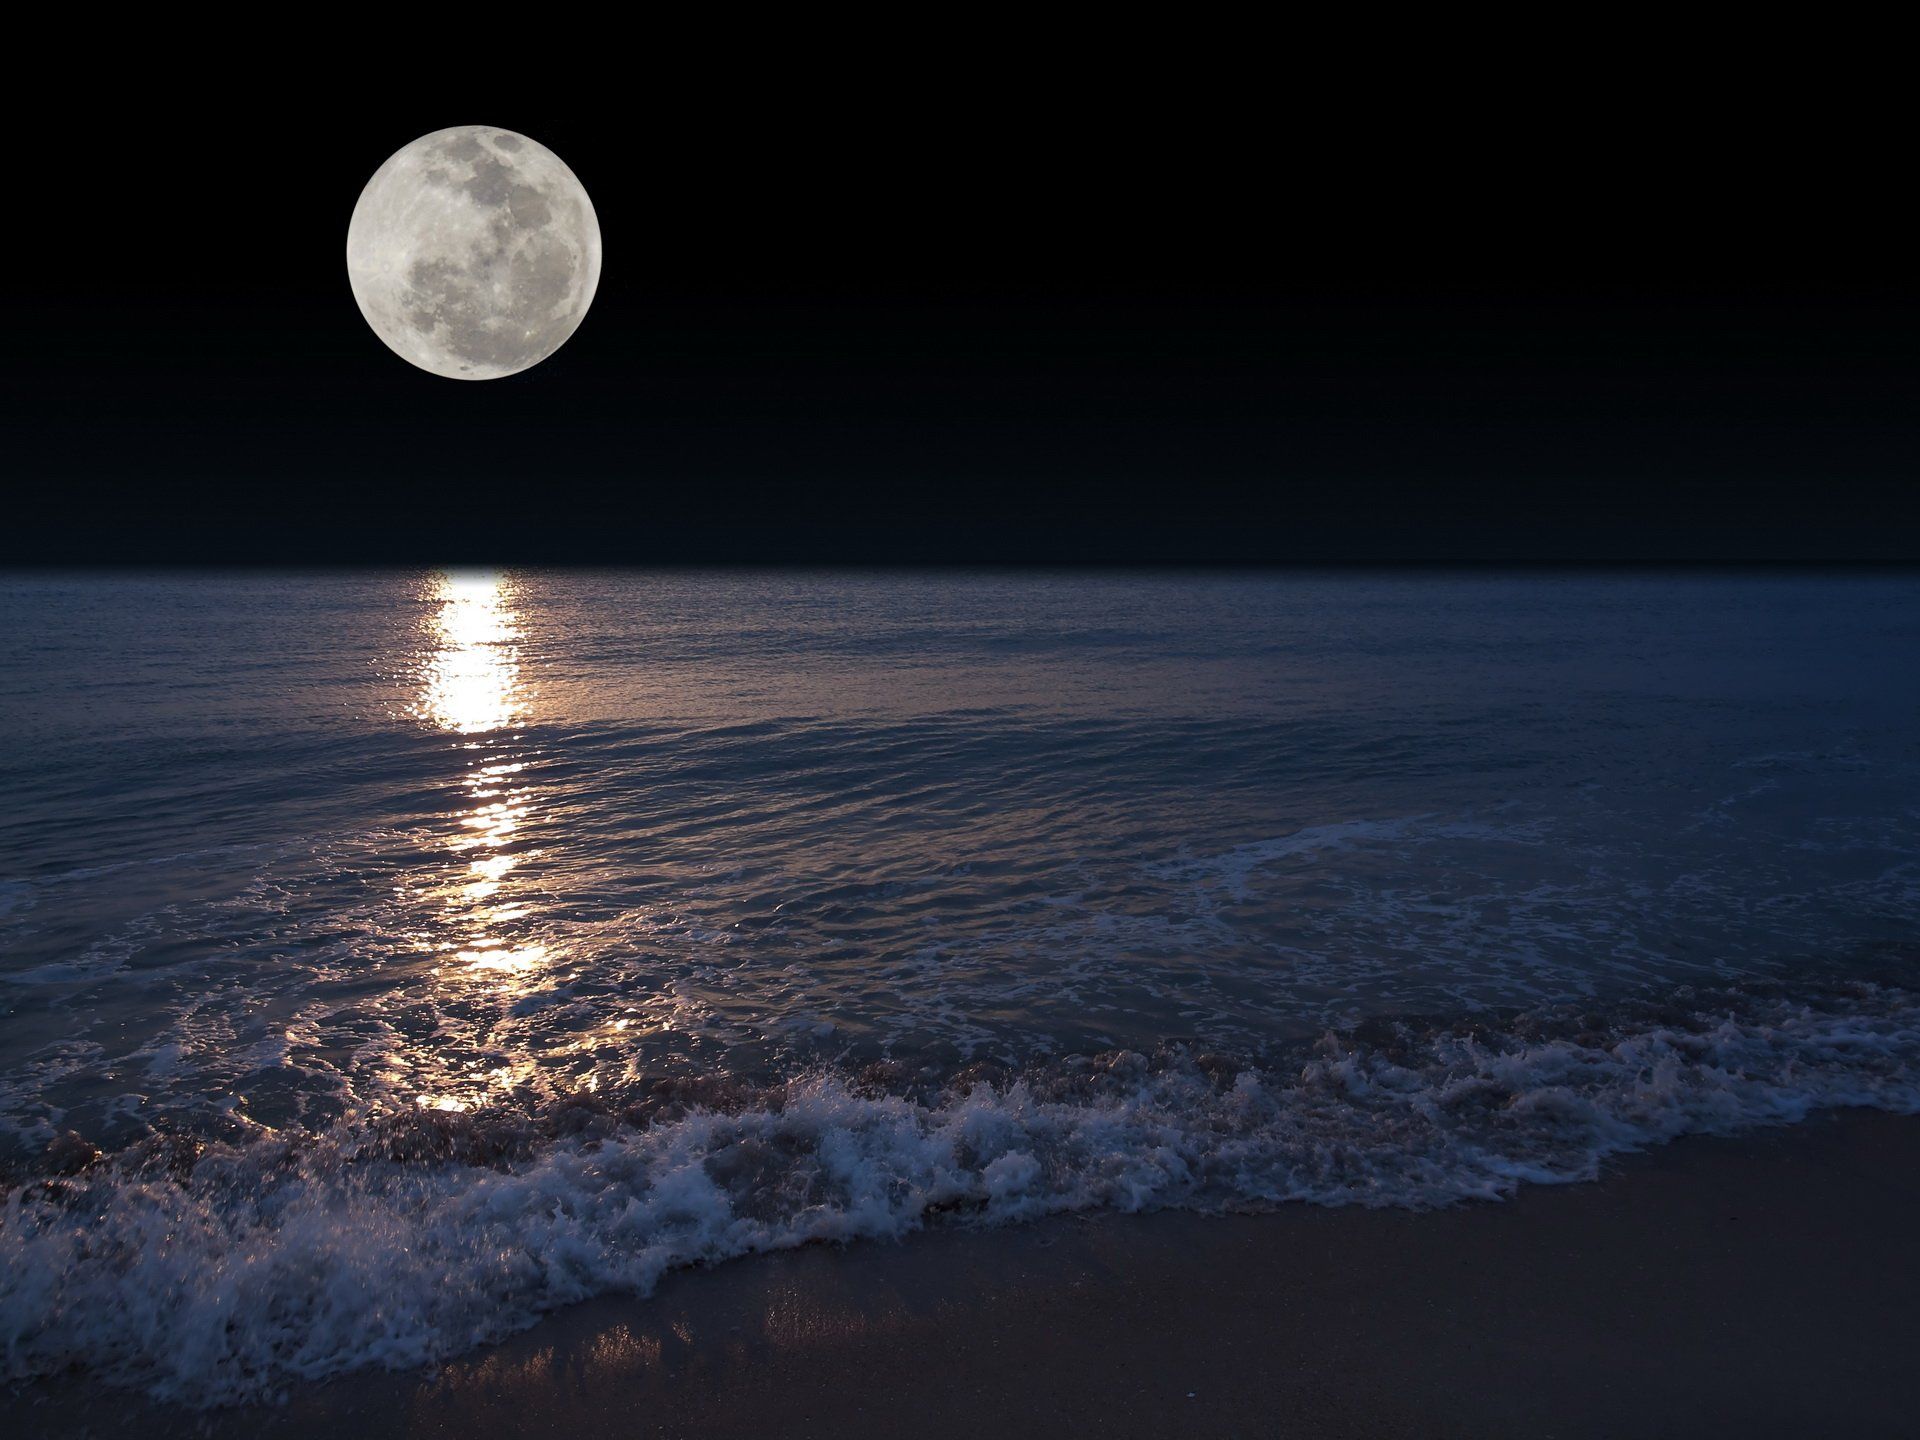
[346,126,601,380]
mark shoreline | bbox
[10,1107,1920,1439]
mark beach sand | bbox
[10,1108,1919,1440]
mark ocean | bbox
[2,570,1917,1403]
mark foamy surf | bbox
[3,981,1917,1407]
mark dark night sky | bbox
[10,39,1917,564]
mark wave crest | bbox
[4,981,1918,1405]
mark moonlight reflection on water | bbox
[413,572,551,1109]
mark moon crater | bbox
[347,127,601,380]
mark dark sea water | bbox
[2,571,1918,1401]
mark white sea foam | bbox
[3,983,1916,1407]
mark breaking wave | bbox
[4,980,1918,1406]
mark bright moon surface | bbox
[346,126,601,380]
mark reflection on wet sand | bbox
[404,1233,932,1435]
[413,570,549,1110]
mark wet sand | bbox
[10,1108,1920,1440]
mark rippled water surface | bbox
[2,571,1917,1400]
